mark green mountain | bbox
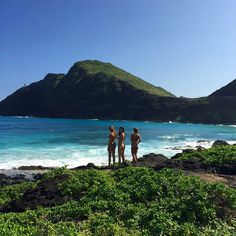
[0,60,174,119]
[0,60,236,124]
[66,60,174,97]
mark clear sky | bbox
[1,0,236,100]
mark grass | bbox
[71,60,175,97]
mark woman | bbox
[108,126,117,166]
[118,127,126,164]
[130,128,141,164]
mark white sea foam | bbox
[14,116,32,119]
[1,116,236,169]
[1,138,236,169]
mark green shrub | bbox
[0,181,36,206]
[0,167,235,235]
[178,145,236,165]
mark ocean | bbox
[0,116,236,169]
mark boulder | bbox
[137,153,168,167]
[212,140,229,147]
[73,163,98,170]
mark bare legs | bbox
[118,145,125,164]
[108,147,116,166]
[131,147,138,164]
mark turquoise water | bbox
[0,116,236,169]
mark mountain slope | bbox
[1,60,236,124]
[0,60,174,119]
[210,79,236,97]
[66,60,174,97]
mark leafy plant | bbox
[0,167,235,235]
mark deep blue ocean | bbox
[1,116,236,169]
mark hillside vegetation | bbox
[69,60,174,97]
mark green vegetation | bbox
[0,167,236,235]
[69,60,174,97]
[178,145,236,165]
[0,181,36,206]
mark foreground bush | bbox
[178,145,236,165]
[0,167,235,235]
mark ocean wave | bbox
[14,116,32,119]
[0,158,105,169]
[228,125,236,128]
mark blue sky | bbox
[1,0,236,100]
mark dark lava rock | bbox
[155,159,206,172]
[0,174,29,187]
[171,153,182,159]
[214,164,236,175]
[73,163,99,170]
[212,140,229,147]
[137,153,168,167]
[33,173,43,180]
[197,140,207,143]
[18,166,55,170]
[87,163,97,168]
[0,174,70,213]
[182,149,195,154]
[156,158,236,175]
[196,146,205,151]
[0,174,7,181]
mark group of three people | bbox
[108,126,141,166]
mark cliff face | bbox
[0,60,236,124]
[210,79,236,97]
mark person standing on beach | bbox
[108,126,117,166]
[118,127,126,164]
[130,128,141,164]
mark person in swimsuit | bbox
[118,127,126,164]
[108,126,117,166]
[130,128,141,164]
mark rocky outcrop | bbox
[0,174,70,213]
[0,173,30,186]
[154,159,236,175]
[212,140,229,147]
[136,153,168,167]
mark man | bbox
[108,126,116,166]
[130,128,141,164]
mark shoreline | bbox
[1,139,236,182]
[2,115,236,126]
[1,139,234,171]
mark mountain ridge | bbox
[0,60,236,124]
[210,79,236,97]
[65,60,175,97]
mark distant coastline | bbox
[1,60,236,124]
